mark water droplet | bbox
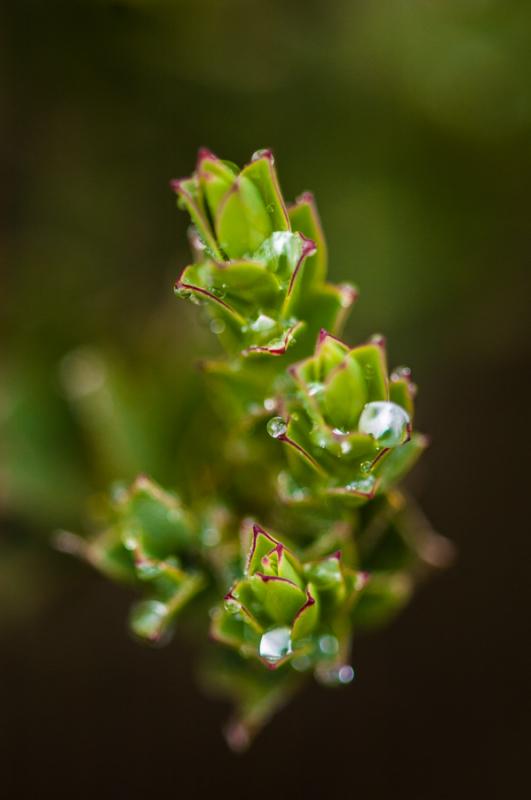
[360,460,372,474]
[339,284,356,308]
[224,596,240,614]
[317,663,355,686]
[135,559,163,580]
[210,318,225,335]
[259,627,292,663]
[174,286,191,300]
[319,634,339,656]
[338,665,355,684]
[129,600,167,642]
[307,382,324,397]
[122,531,139,551]
[267,416,287,439]
[358,401,410,447]
[390,365,411,382]
[250,314,276,333]
[346,475,376,494]
[263,397,276,412]
[252,148,273,164]
[340,440,352,455]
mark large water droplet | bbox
[267,416,287,439]
[259,627,292,663]
[358,401,410,447]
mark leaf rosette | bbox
[267,330,427,506]
[212,523,367,678]
[172,149,356,358]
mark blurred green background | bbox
[2,1,530,797]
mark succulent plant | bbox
[64,148,453,749]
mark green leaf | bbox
[291,586,319,642]
[215,176,272,258]
[249,574,307,626]
[321,355,367,431]
[241,151,290,232]
[350,343,389,401]
[288,192,327,285]
[170,176,222,260]
[197,150,238,221]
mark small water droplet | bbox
[318,663,355,686]
[250,313,276,333]
[174,286,191,300]
[252,148,273,164]
[263,397,276,412]
[135,559,162,580]
[338,665,355,684]
[224,596,241,614]
[307,382,324,397]
[319,635,339,656]
[390,365,411,382]
[346,475,376,494]
[267,416,287,439]
[129,600,167,642]
[360,460,372,474]
[340,440,352,455]
[122,532,139,551]
[259,627,292,663]
[358,401,410,447]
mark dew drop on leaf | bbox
[267,416,287,439]
[358,401,410,447]
[259,627,292,663]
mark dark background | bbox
[1,2,530,798]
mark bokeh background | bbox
[2,1,530,797]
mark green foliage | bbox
[68,149,453,749]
